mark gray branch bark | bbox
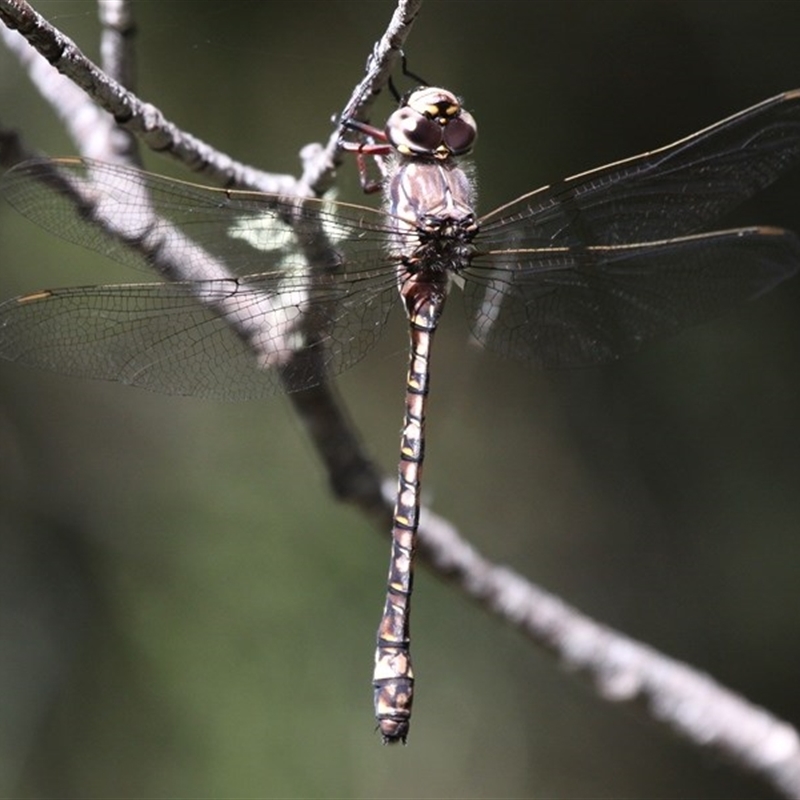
[1,0,799,795]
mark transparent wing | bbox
[0,275,399,400]
[1,157,396,278]
[462,227,800,367]
[478,90,800,248]
[0,158,401,398]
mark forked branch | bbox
[1,0,799,795]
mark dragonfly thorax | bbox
[386,87,477,161]
[407,212,477,271]
[386,157,478,280]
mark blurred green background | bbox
[2,1,800,797]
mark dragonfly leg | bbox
[339,118,392,192]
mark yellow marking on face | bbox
[18,291,53,303]
[445,104,459,116]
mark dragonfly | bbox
[2,87,800,744]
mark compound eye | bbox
[387,107,444,155]
[443,111,477,155]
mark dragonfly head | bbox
[386,87,477,161]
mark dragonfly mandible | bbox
[2,86,800,743]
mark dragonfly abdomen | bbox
[373,277,445,744]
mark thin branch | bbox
[413,492,800,795]
[0,0,298,194]
[299,0,423,193]
[97,0,136,92]
[0,0,422,196]
[2,2,799,796]
[1,22,133,165]
[96,0,139,164]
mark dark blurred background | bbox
[1,1,800,797]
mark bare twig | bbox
[0,0,422,196]
[97,0,136,92]
[0,0,298,194]
[412,493,800,796]
[0,19,120,163]
[299,0,423,194]
[2,1,800,796]
[96,0,139,164]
